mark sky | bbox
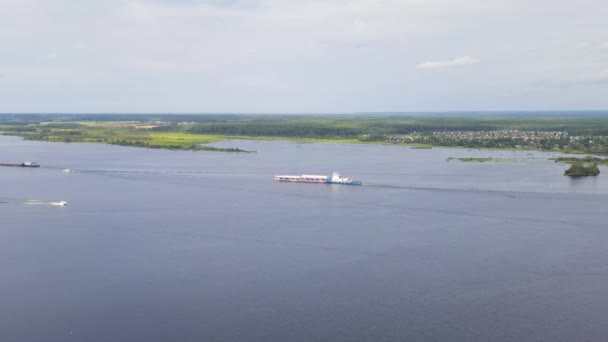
[0,0,607,113]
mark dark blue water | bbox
[2,136,608,342]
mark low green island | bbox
[0,120,251,152]
[447,157,505,162]
[551,156,605,177]
[564,163,600,177]
[552,156,608,165]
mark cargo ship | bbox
[0,161,40,168]
[274,172,363,185]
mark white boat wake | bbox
[25,200,68,206]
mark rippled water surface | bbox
[2,136,608,341]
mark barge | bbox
[0,162,40,168]
[274,172,362,185]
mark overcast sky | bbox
[1,0,607,113]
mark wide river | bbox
[2,135,608,341]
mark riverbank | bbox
[3,113,608,154]
[1,126,601,155]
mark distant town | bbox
[379,130,607,153]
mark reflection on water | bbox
[1,135,608,342]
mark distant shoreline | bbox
[1,130,602,156]
[2,110,608,116]
[2,113,608,155]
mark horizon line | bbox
[1,110,608,115]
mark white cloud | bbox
[44,52,58,60]
[416,56,480,69]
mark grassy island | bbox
[0,120,251,152]
[552,156,608,165]
[564,163,600,177]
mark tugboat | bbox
[326,172,363,185]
